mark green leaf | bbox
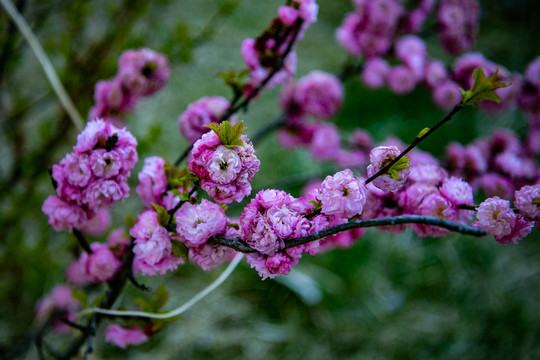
[386,156,411,180]
[125,215,137,229]
[171,239,189,260]
[171,189,190,202]
[133,297,149,309]
[204,120,247,148]
[417,127,430,138]
[152,203,171,227]
[460,67,510,107]
[154,284,169,311]
[72,289,88,307]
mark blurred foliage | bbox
[1,0,539,359]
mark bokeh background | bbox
[1,0,540,359]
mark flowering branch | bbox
[210,215,487,253]
[174,18,305,166]
[365,104,464,184]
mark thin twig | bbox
[365,104,464,184]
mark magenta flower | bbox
[117,48,170,97]
[293,71,344,118]
[178,96,236,144]
[189,243,236,271]
[84,243,122,282]
[439,176,474,206]
[105,324,149,349]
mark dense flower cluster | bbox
[189,131,260,204]
[240,169,367,279]
[178,96,237,144]
[90,48,170,126]
[42,119,137,231]
[241,0,318,91]
[446,129,538,199]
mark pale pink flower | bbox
[514,184,540,221]
[175,199,227,247]
[317,169,368,219]
[105,324,148,349]
[367,146,410,192]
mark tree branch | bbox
[211,215,486,253]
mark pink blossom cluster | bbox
[241,0,318,91]
[336,0,404,58]
[472,197,534,245]
[90,48,170,126]
[336,0,478,58]
[437,0,480,55]
[42,119,138,231]
[241,169,367,279]
[174,199,237,270]
[178,96,237,144]
[130,210,184,276]
[357,149,476,238]
[445,129,538,200]
[105,324,149,349]
[35,285,80,333]
[189,131,260,204]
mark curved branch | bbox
[211,215,487,253]
[0,0,85,131]
[78,253,244,320]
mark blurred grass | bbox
[1,0,540,359]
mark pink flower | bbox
[80,209,111,237]
[514,184,540,221]
[367,146,410,192]
[89,149,123,179]
[42,195,87,231]
[178,96,236,144]
[317,169,368,219]
[117,48,170,97]
[35,285,80,333]
[395,35,427,79]
[424,59,449,87]
[60,153,93,188]
[413,193,456,237]
[294,71,343,118]
[432,80,462,110]
[473,197,516,239]
[84,243,122,282]
[189,131,259,204]
[175,199,227,247]
[309,123,342,161]
[131,210,184,276]
[387,65,417,94]
[361,58,389,89]
[439,176,474,206]
[136,156,168,208]
[245,252,299,280]
[105,324,149,349]
[473,197,534,244]
[189,244,236,271]
[479,173,514,199]
[82,179,127,210]
[437,0,479,55]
